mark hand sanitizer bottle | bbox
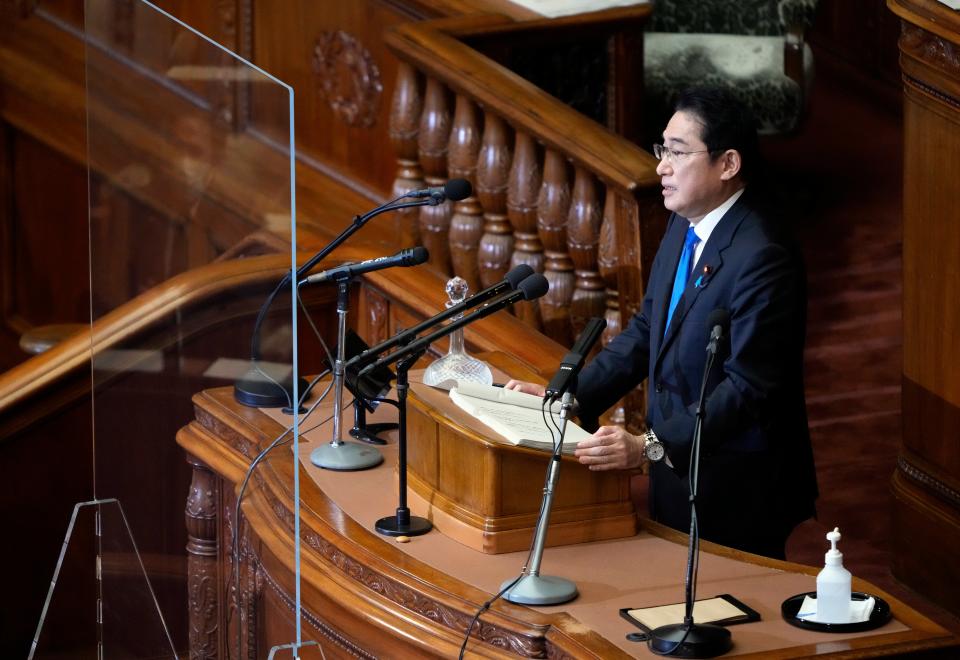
[816,527,851,623]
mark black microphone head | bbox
[504,264,535,289]
[517,273,549,301]
[706,308,730,331]
[443,178,472,202]
[400,245,429,266]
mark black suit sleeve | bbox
[575,295,653,430]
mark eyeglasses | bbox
[652,143,709,163]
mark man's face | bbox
[656,110,731,223]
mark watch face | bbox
[646,441,665,462]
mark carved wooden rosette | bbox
[476,113,514,288]
[566,167,605,333]
[388,62,424,246]
[312,30,383,129]
[447,95,483,291]
[537,149,575,345]
[418,77,453,274]
[186,454,219,659]
[507,131,544,329]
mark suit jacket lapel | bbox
[655,193,751,367]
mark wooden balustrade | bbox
[447,94,483,292]
[386,14,666,355]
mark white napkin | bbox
[796,595,876,624]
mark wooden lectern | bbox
[405,363,637,554]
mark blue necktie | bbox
[664,226,699,336]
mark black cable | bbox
[228,369,335,659]
[456,394,564,658]
[458,574,525,660]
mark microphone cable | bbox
[457,394,566,659]
[226,374,340,660]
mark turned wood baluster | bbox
[476,113,514,288]
[567,167,606,334]
[388,62,424,246]
[605,188,649,433]
[507,131,544,329]
[185,453,219,660]
[447,95,483,292]
[537,150,575,346]
[418,77,453,273]
[600,191,627,428]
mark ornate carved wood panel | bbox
[888,0,960,618]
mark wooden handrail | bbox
[0,249,564,413]
[385,14,661,195]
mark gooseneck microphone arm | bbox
[245,199,425,363]
[358,274,548,378]
[345,264,534,373]
[234,182,469,408]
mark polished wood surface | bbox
[0,245,565,656]
[887,0,960,619]
[178,377,960,658]
[1,1,664,430]
[405,363,636,554]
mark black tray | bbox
[781,591,892,633]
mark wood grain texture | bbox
[177,378,960,658]
[888,0,960,619]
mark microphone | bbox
[403,178,472,204]
[359,273,548,375]
[544,317,606,401]
[301,247,429,285]
[648,305,734,657]
[706,308,730,355]
[235,189,448,409]
[345,263,535,371]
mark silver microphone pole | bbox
[501,391,578,605]
[309,278,383,471]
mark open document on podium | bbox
[448,382,591,453]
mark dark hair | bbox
[673,87,760,183]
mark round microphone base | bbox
[648,622,731,658]
[501,574,578,606]
[310,441,383,471]
[234,367,307,409]
[374,513,432,537]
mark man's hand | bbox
[503,379,546,398]
[574,425,643,471]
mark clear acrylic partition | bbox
[31,1,308,657]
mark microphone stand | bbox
[501,390,578,605]
[348,401,394,445]
[234,197,434,409]
[648,342,732,658]
[374,350,433,537]
[309,276,384,471]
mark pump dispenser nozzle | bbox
[825,527,844,565]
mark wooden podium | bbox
[405,363,637,554]
[177,378,960,659]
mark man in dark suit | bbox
[508,87,817,559]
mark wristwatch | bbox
[642,429,665,462]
